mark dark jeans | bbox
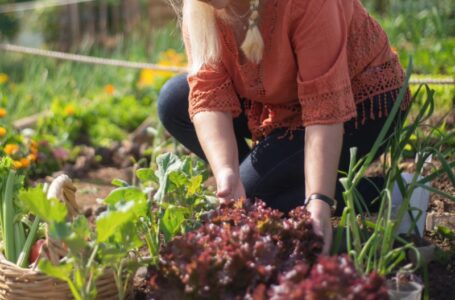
[158,74,406,216]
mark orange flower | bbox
[27,153,37,162]
[20,157,31,168]
[64,104,75,116]
[30,140,39,154]
[105,84,115,95]
[0,127,6,137]
[12,160,22,169]
[4,144,19,155]
[30,140,38,149]
[0,108,6,118]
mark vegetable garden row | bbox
[0,45,454,300]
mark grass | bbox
[364,0,455,74]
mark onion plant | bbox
[332,59,455,279]
[0,158,39,267]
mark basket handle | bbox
[47,174,80,219]
[44,174,80,265]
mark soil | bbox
[424,231,455,300]
[72,166,133,215]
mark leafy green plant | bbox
[105,153,216,263]
[17,152,214,299]
[20,186,102,300]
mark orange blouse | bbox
[184,0,409,141]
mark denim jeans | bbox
[157,74,407,216]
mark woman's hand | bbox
[215,168,246,203]
[306,199,333,255]
[193,111,243,204]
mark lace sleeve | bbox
[183,22,241,120]
[188,69,241,119]
[188,63,241,119]
[291,0,357,126]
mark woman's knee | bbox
[157,74,189,127]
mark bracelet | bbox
[304,193,337,210]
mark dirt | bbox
[429,172,455,215]
[423,231,455,300]
[72,166,133,214]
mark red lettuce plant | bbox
[149,199,323,299]
[147,200,388,299]
[269,255,389,300]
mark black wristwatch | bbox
[304,193,337,211]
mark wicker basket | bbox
[0,175,131,300]
[0,258,122,300]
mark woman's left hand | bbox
[305,199,333,255]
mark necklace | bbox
[226,4,251,20]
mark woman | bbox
[158,0,410,254]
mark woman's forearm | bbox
[193,111,239,177]
[304,123,344,200]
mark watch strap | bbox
[304,193,337,210]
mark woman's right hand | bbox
[215,168,246,204]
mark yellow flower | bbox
[64,104,75,116]
[13,160,24,169]
[138,69,172,87]
[4,144,19,155]
[137,49,187,88]
[138,69,157,87]
[105,84,115,95]
[0,108,6,118]
[0,127,6,137]
[159,49,186,66]
[0,73,9,84]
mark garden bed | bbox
[57,158,454,300]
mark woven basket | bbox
[0,175,131,300]
[0,258,122,300]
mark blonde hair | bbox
[170,0,264,74]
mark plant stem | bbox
[3,170,17,262]
[17,216,41,268]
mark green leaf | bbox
[136,168,158,183]
[161,205,186,241]
[436,226,455,240]
[111,178,129,187]
[72,215,91,239]
[187,175,203,197]
[61,216,91,253]
[96,198,147,243]
[181,157,192,176]
[49,222,72,240]
[96,204,133,243]
[168,171,187,188]
[156,153,182,178]
[103,187,146,206]
[39,259,73,282]
[19,186,68,223]
[154,153,182,202]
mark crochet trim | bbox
[189,79,242,119]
